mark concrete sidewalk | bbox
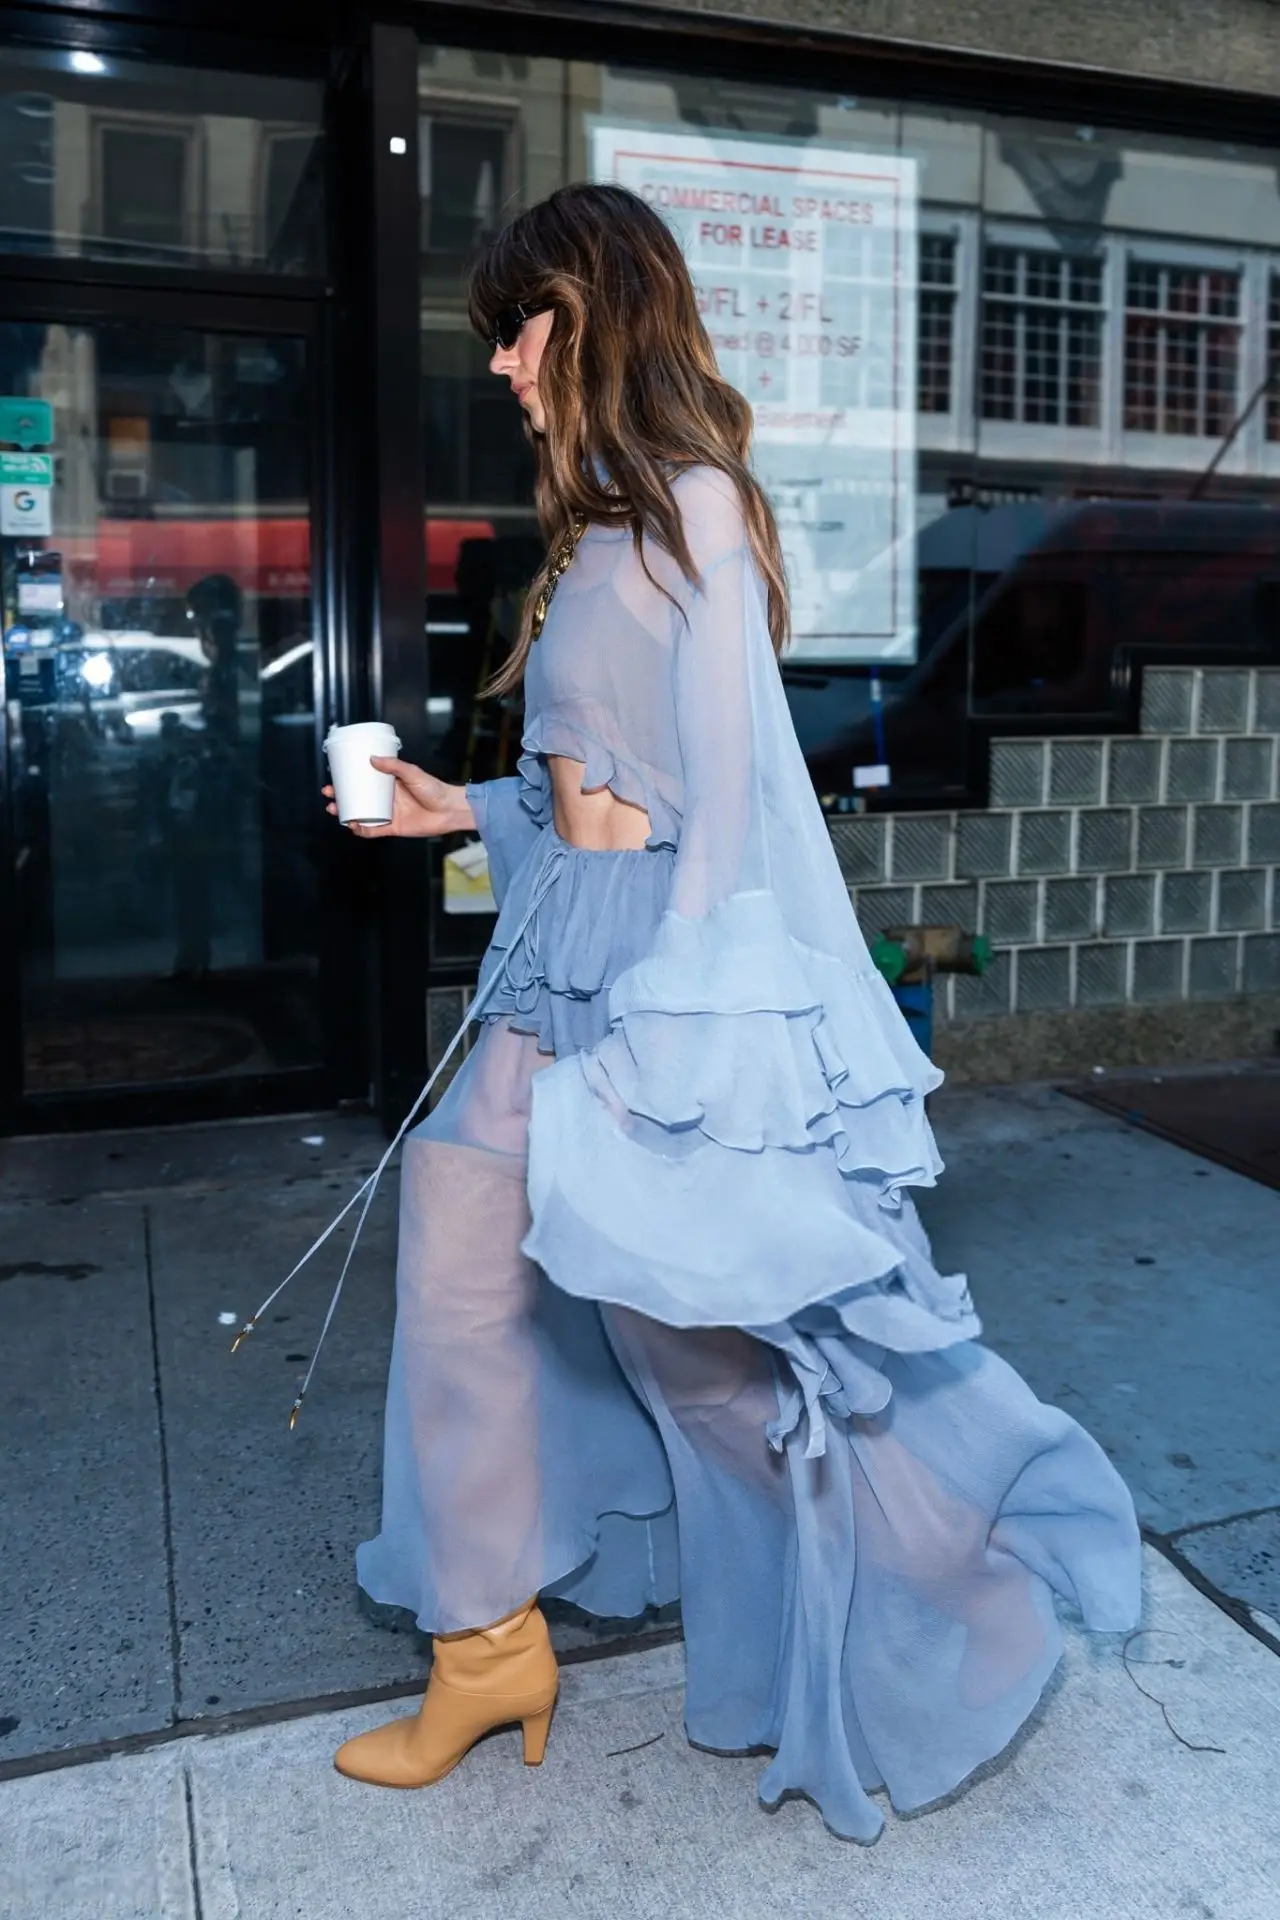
[2,1076,1279,1769]
[4,1545,1278,1920]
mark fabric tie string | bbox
[232,841,568,1425]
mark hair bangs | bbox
[468,183,791,697]
[467,212,548,340]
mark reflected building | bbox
[2,6,1280,1125]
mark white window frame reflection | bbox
[408,49,1280,504]
[919,229,959,416]
[972,224,1270,479]
[1263,267,1280,451]
[1120,236,1251,471]
[1123,253,1243,440]
[916,211,978,455]
[979,239,1105,431]
[976,220,1111,467]
[1232,250,1272,477]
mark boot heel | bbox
[522,1701,555,1766]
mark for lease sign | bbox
[590,125,919,664]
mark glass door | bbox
[1,307,325,1107]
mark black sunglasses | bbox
[488,301,553,352]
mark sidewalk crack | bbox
[144,1204,183,1724]
[183,1766,207,1920]
[1143,1528,1280,1658]
[1165,1503,1280,1541]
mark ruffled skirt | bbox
[357,828,1142,1841]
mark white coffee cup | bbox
[325,721,401,825]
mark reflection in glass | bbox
[980,247,1104,426]
[421,114,509,263]
[1,319,321,1095]
[918,233,958,414]
[0,47,324,273]
[99,126,190,254]
[416,44,1280,813]
[1124,262,1241,436]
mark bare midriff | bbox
[547,754,653,851]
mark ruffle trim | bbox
[523,890,967,1334]
[478,835,675,1055]
[358,1491,678,1638]
[524,1073,977,1333]
[591,890,943,1202]
[519,717,682,851]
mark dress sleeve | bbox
[523,469,964,1340]
[663,474,759,920]
[465,775,547,908]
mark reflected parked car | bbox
[791,500,1280,805]
[54,631,211,738]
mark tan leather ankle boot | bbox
[333,1599,558,1789]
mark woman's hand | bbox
[322,757,475,839]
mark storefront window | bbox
[1,313,322,1095]
[0,47,324,273]
[416,43,1280,816]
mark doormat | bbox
[24,1013,260,1093]
[1061,1064,1280,1192]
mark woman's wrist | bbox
[448,785,477,833]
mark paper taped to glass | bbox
[443,838,497,914]
[590,121,918,665]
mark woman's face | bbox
[489,308,555,434]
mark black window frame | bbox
[6,0,1280,1128]
[0,8,364,1137]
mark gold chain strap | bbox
[529,514,588,642]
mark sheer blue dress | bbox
[356,466,1142,1840]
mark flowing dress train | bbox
[357,467,1142,1840]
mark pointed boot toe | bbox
[334,1717,429,1789]
[332,1600,558,1791]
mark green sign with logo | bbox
[0,452,53,486]
[0,398,54,449]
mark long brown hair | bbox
[468,183,789,695]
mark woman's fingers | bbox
[327,754,448,839]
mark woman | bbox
[328,183,1141,1840]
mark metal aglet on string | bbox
[230,849,564,1427]
[268,1131,392,1428]
[227,1158,383,1358]
[230,1058,458,1429]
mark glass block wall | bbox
[837,668,1280,1022]
[430,666,1280,1094]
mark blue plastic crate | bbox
[891,981,934,1060]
